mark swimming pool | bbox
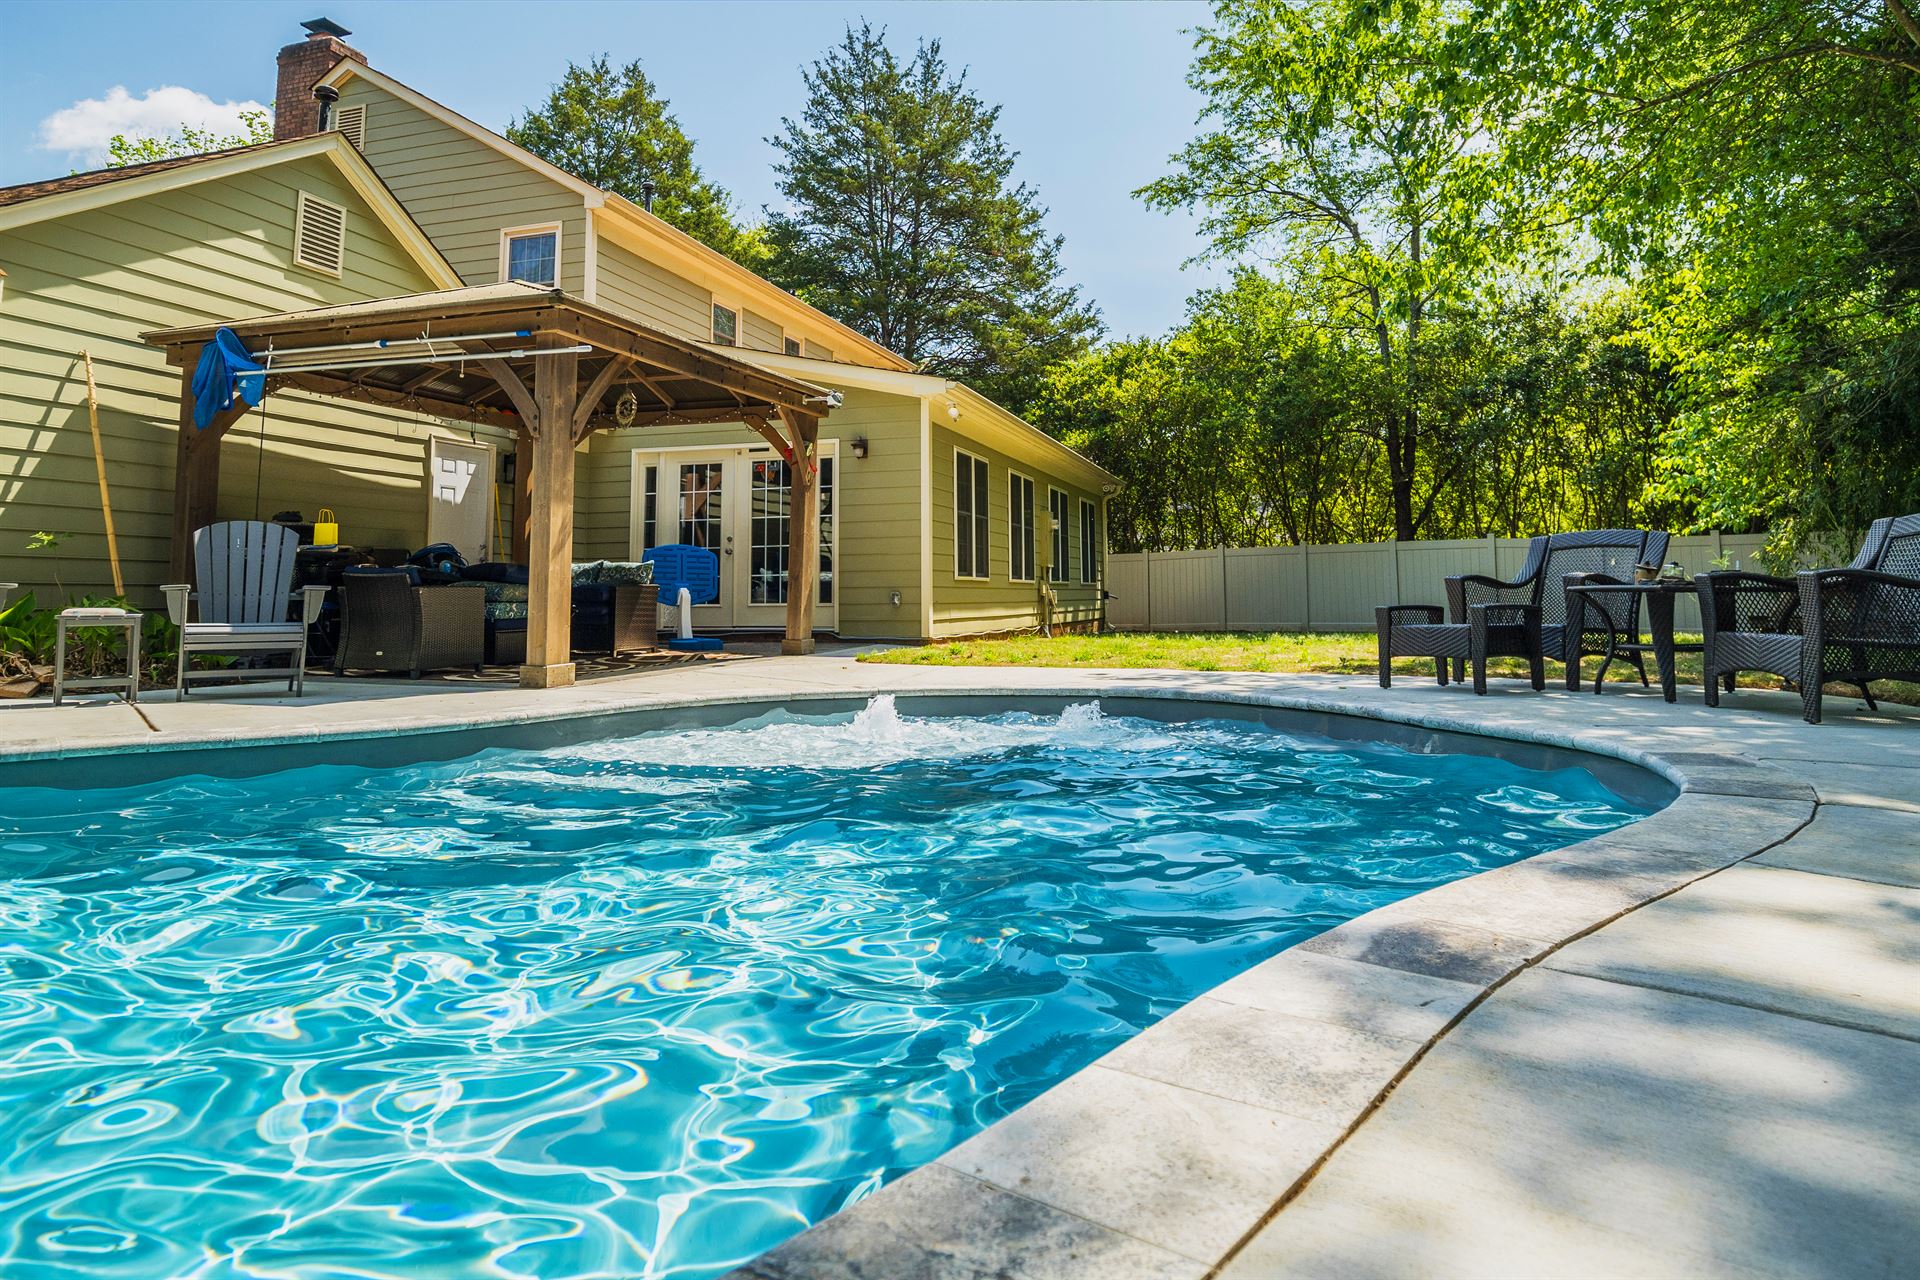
[0,696,1656,1279]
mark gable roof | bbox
[0,132,459,288]
[315,59,915,374]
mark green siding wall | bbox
[594,237,711,342]
[335,80,586,292]
[929,422,1104,636]
[0,152,501,603]
[741,309,782,353]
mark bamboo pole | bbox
[81,351,124,596]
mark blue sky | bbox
[1,0,1228,339]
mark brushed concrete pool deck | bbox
[3,656,1916,1279]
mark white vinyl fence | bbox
[1106,533,1768,634]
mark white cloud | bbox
[38,86,268,165]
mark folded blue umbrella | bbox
[190,327,267,430]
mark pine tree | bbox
[508,56,765,267]
[766,24,1100,410]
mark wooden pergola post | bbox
[523,349,578,688]
[780,407,820,655]
[168,349,249,583]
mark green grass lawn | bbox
[859,629,1920,705]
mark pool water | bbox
[0,698,1651,1279]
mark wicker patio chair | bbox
[162,521,328,696]
[1698,513,1920,723]
[1378,529,1670,695]
[331,570,485,679]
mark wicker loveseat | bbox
[1379,529,1670,695]
[330,568,486,678]
[1698,513,1920,723]
[461,560,660,665]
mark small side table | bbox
[1565,581,1699,703]
[53,608,141,706]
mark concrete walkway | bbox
[4,657,1916,1279]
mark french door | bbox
[629,443,837,631]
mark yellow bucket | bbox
[314,507,339,546]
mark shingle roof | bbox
[0,142,279,210]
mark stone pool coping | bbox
[0,660,1870,1277]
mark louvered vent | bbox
[293,191,346,275]
[334,103,367,149]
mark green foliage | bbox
[764,23,1101,411]
[1139,0,1550,540]
[105,108,271,168]
[0,592,55,664]
[1033,272,1679,551]
[507,55,766,268]
[1455,0,1920,557]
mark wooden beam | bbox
[553,313,817,413]
[781,406,820,655]
[168,351,250,583]
[742,413,796,466]
[630,370,677,410]
[476,357,538,427]
[522,349,579,689]
[271,370,523,434]
[572,356,632,441]
[511,432,532,564]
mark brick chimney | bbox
[274,18,367,141]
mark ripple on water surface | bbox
[0,698,1650,1279]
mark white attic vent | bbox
[293,191,346,275]
[334,103,367,149]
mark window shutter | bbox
[293,191,346,275]
[334,104,367,149]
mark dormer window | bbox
[712,303,737,346]
[501,224,560,287]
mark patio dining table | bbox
[1565,579,1701,703]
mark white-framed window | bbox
[783,336,802,357]
[1008,470,1036,583]
[1048,487,1070,582]
[334,103,367,149]
[500,222,561,287]
[292,191,346,275]
[954,449,990,580]
[712,302,737,346]
[1080,499,1099,583]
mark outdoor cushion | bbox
[461,562,531,585]
[594,560,653,586]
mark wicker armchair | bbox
[331,571,485,678]
[1699,513,1920,723]
[1379,529,1669,695]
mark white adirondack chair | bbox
[162,521,327,697]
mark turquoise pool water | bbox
[0,698,1651,1279]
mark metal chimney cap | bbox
[302,17,352,39]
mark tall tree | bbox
[765,23,1101,409]
[508,56,765,267]
[1142,0,1538,541]
[1459,0,1920,555]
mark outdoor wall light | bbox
[889,590,903,608]
[946,402,961,422]
[851,436,869,459]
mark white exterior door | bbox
[427,437,494,563]
[630,444,838,632]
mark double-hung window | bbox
[712,303,737,346]
[502,225,559,287]
[954,450,990,579]
[1009,472,1036,583]
[1048,488,1069,582]
[1080,500,1099,583]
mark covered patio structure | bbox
[144,283,830,688]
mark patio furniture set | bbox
[1376,515,1920,723]
[152,519,686,695]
